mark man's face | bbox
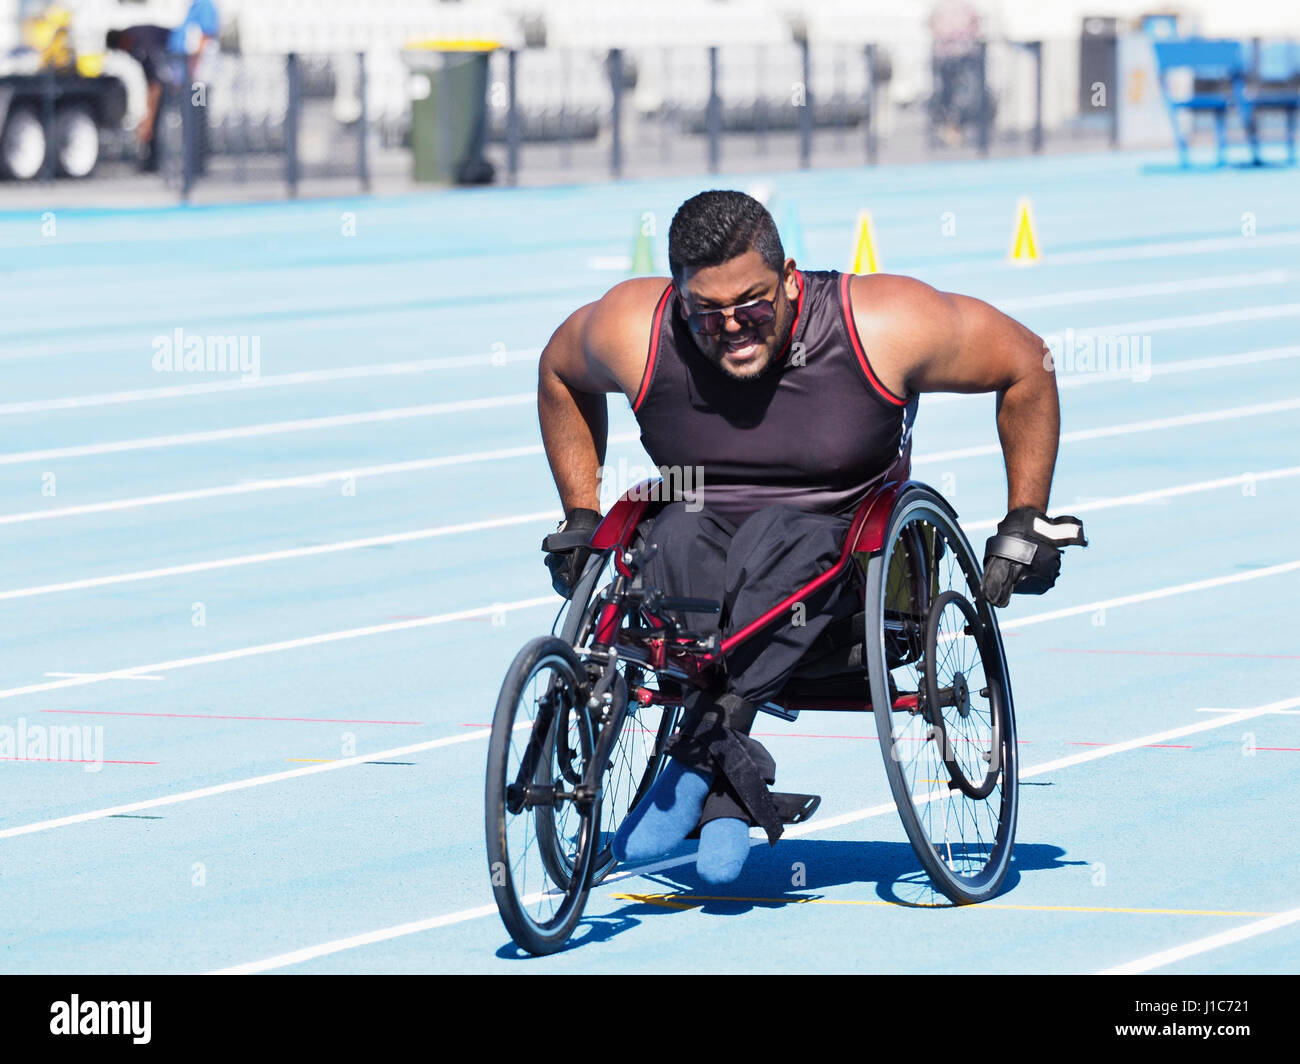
[677,250,799,380]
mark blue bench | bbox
[1153,38,1300,166]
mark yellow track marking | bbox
[611,893,1278,918]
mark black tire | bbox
[1,104,47,181]
[865,485,1018,904]
[556,544,681,884]
[54,103,100,178]
[485,635,597,955]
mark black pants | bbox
[643,502,862,708]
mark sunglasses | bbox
[684,294,777,337]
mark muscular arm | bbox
[537,278,667,516]
[141,81,163,141]
[538,303,611,515]
[852,274,1059,512]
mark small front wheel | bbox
[485,636,597,955]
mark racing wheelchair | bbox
[485,458,1017,956]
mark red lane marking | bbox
[41,710,424,725]
[1257,747,1300,751]
[1,756,158,765]
[1069,742,1192,749]
[1044,648,1300,660]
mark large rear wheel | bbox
[865,485,1018,904]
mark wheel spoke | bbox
[871,493,1018,905]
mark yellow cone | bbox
[1008,198,1041,265]
[849,210,881,274]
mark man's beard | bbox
[707,296,796,381]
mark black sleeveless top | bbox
[632,269,917,526]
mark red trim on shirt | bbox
[633,284,673,412]
[840,272,907,407]
[778,270,806,362]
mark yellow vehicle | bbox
[0,4,126,179]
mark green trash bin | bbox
[404,38,498,185]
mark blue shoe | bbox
[612,760,712,863]
[696,817,751,884]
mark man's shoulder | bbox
[584,277,672,355]
[575,277,672,400]
[592,276,673,321]
[845,271,944,306]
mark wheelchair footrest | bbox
[686,791,821,840]
[773,791,821,825]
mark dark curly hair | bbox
[667,190,785,283]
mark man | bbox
[106,3,218,174]
[538,190,1084,884]
[105,25,173,171]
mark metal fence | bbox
[484,35,1121,185]
[31,28,1291,200]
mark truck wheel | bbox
[55,103,101,178]
[1,105,47,181]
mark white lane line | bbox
[0,437,640,527]
[44,671,165,681]
[3,560,1293,839]
[0,349,541,417]
[996,270,1291,311]
[1099,904,1300,974]
[211,699,1294,973]
[0,595,558,704]
[1000,560,1300,631]
[0,511,560,602]
[915,396,1300,465]
[0,541,1293,707]
[0,393,534,467]
[211,904,507,973]
[908,344,1300,405]
[929,229,1300,275]
[1197,707,1300,715]
[7,464,1294,602]
[961,466,1300,532]
[0,433,641,527]
[4,386,1291,526]
[0,284,1289,420]
[1094,302,1300,335]
[0,730,501,841]
[1021,697,1300,778]
[1056,345,1300,391]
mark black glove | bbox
[980,506,1087,608]
[541,508,602,599]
